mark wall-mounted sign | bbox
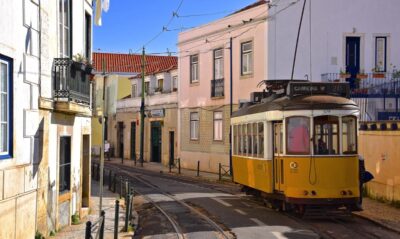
[150,109,164,118]
[287,82,350,98]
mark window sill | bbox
[58,191,71,203]
[190,82,200,87]
[190,139,200,143]
[240,73,254,80]
[211,96,224,100]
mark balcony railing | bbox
[53,58,91,105]
[321,73,400,97]
[211,78,224,98]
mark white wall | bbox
[268,0,400,81]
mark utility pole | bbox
[229,37,233,176]
[139,47,146,167]
[99,58,107,214]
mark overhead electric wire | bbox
[176,9,236,18]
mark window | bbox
[213,112,223,141]
[132,84,137,98]
[172,76,178,91]
[190,112,199,140]
[0,56,12,159]
[238,125,243,154]
[342,116,357,154]
[84,12,91,59]
[274,123,283,155]
[233,125,238,155]
[258,122,264,157]
[58,0,71,58]
[190,54,199,83]
[214,48,224,80]
[144,82,149,95]
[241,41,253,75]
[59,136,71,194]
[314,116,339,155]
[375,37,387,72]
[247,124,252,156]
[156,79,163,92]
[286,117,310,155]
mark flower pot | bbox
[340,73,351,79]
[356,74,368,79]
[373,73,385,78]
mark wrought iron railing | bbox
[53,58,91,105]
[321,73,400,97]
[211,78,224,98]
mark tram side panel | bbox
[232,156,273,193]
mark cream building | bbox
[0,0,93,237]
[116,62,178,165]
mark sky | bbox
[93,0,256,55]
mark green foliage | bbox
[35,231,45,239]
[49,231,56,237]
[71,213,80,225]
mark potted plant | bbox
[356,69,368,79]
[72,53,94,74]
[339,68,351,79]
[372,66,385,78]
[393,67,400,79]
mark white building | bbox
[267,0,400,120]
[0,0,93,237]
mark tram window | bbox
[238,125,243,154]
[342,116,357,154]
[243,125,248,154]
[247,124,253,156]
[274,123,283,155]
[258,122,264,157]
[314,116,339,155]
[233,125,238,155]
[287,117,310,155]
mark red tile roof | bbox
[92,52,177,74]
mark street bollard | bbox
[125,180,129,198]
[114,200,119,239]
[124,191,130,232]
[97,164,100,181]
[85,221,92,239]
[103,169,106,185]
[130,186,134,216]
[219,163,222,181]
[178,158,181,174]
[121,156,124,164]
[197,161,200,177]
[99,210,105,239]
[108,170,112,190]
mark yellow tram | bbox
[231,80,360,213]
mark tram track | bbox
[98,161,400,239]
[103,162,234,239]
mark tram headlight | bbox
[311,190,317,196]
[303,190,309,196]
[341,190,347,196]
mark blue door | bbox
[346,37,360,89]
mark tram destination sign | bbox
[287,82,350,98]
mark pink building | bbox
[178,1,268,172]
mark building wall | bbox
[178,3,267,172]
[0,0,93,237]
[268,0,400,81]
[359,129,400,202]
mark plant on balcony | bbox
[393,67,400,79]
[372,66,385,78]
[72,53,94,75]
[339,68,351,79]
[154,86,163,93]
[356,69,368,79]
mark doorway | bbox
[169,131,175,166]
[273,122,284,192]
[151,121,162,163]
[130,122,136,160]
[345,37,360,89]
[81,135,90,208]
[117,122,124,158]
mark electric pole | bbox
[139,47,146,167]
[99,58,107,214]
[229,37,233,176]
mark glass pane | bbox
[0,123,7,153]
[253,123,258,156]
[242,42,252,52]
[238,125,242,154]
[258,122,264,157]
[314,116,339,155]
[63,0,69,27]
[342,116,357,154]
[64,28,69,57]
[1,94,7,121]
[1,63,7,92]
[287,117,310,154]
[247,124,252,155]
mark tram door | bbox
[273,122,284,192]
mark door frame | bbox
[272,121,284,192]
[130,122,136,160]
[169,131,175,166]
[342,33,364,75]
[150,121,162,163]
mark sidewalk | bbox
[54,180,134,239]
[96,157,400,235]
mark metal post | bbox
[219,163,222,181]
[125,180,129,198]
[85,221,92,239]
[114,200,120,239]
[99,58,107,215]
[99,210,105,239]
[178,158,181,174]
[124,191,130,232]
[108,170,112,190]
[229,37,233,177]
[139,47,146,167]
[119,176,123,199]
[197,161,200,177]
